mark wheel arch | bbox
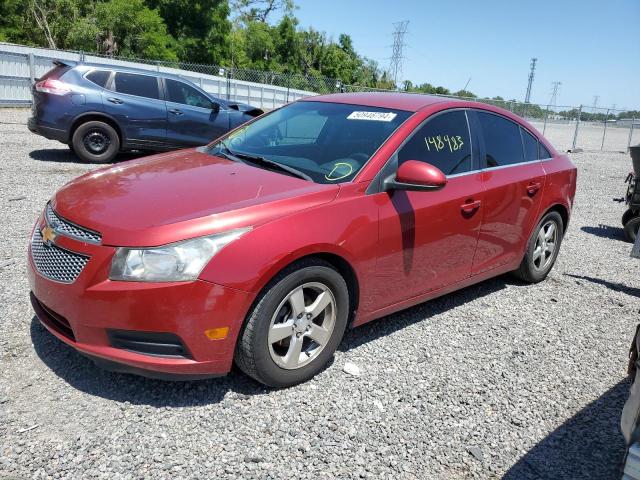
[68,112,124,146]
[542,202,570,235]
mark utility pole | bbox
[524,58,537,104]
[389,21,409,89]
[549,81,561,107]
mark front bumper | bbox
[27,220,254,378]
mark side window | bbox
[397,110,472,175]
[539,142,552,159]
[114,73,159,100]
[86,70,111,88]
[166,79,213,109]
[477,112,524,167]
[521,128,539,162]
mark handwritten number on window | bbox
[424,135,464,153]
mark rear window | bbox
[521,128,539,162]
[86,70,111,88]
[477,111,524,167]
[38,64,71,82]
[539,143,552,159]
[114,72,159,100]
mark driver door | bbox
[373,109,485,305]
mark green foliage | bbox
[0,0,477,95]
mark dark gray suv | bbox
[28,60,264,163]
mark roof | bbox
[303,92,453,112]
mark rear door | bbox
[163,78,230,146]
[102,71,167,148]
[470,110,546,275]
[373,109,485,304]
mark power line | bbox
[524,58,537,104]
[389,21,409,88]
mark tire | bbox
[235,258,349,388]
[71,121,120,164]
[622,208,636,227]
[513,211,564,283]
[624,215,640,243]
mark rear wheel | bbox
[72,121,120,164]
[624,215,640,243]
[513,211,564,283]
[235,259,349,388]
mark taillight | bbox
[34,78,71,95]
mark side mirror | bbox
[211,102,220,113]
[383,160,447,192]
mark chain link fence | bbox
[1,42,638,154]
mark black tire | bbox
[513,211,564,283]
[235,258,349,388]
[71,121,120,164]
[624,215,640,243]
[622,209,636,227]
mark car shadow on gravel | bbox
[503,379,629,480]
[340,274,522,352]
[29,148,147,164]
[30,318,265,407]
[565,274,640,298]
[581,225,627,242]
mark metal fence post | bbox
[601,108,610,151]
[572,105,582,151]
[628,115,636,153]
[286,73,290,103]
[543,106,549,135]
[226,69,231,101]
[28,53,36,85]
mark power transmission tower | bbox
[524,58,537,104]
[549,81,561,107]
[389,21,409,88]
[592,95,600,110]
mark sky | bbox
[282,0,640,111]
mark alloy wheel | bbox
[533,220,558,271]
[268,282,336,370]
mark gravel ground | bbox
[0,109,638,479]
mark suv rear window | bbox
[38,64,71,82]
[86,70,111,88]
[113,72,159,100]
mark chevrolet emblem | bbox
[41,225,57,246]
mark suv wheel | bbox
[235,259,349,388]
[72,121,120,164]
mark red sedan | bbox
[28,93,577,387]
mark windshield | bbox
[207,101,411,184]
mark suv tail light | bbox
[34,78,71,96]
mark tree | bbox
[145,0,231,64]
[232,0,294,23]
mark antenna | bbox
[389,21,409,88]
[524,58,537,104]
[549,81,561,107]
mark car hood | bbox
[52,148,339,247]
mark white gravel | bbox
[0,109,638,479]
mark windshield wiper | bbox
[210,142,312,182]
[232,151,312,182]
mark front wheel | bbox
[71,121,120,164]
[235,259,349,388]
[513,211,564,283]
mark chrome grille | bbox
[45,203,101,244]
[31,229,89,283]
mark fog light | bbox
[205,327,229,340]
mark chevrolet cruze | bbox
[28,93,577,387]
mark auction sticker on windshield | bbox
[347,111,397,122]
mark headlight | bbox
[109,228,250,282]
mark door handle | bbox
[169,108,183,115]
[106,97,123,104]
[527,181,542,196]
[461,199,481,215]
